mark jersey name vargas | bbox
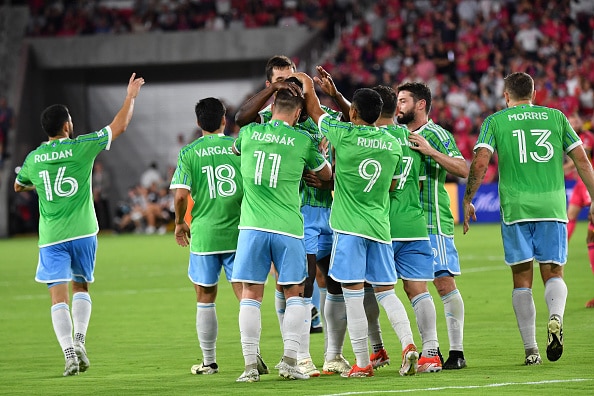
[34,149,73,163]
[195,146,234,157]
[251,131,295,146]
[357,137,393,150]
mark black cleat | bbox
[546,315,563,362]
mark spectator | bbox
[140,161,164,190]
[0,96,15,162]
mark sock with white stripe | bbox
[239,299,261,368]
[197,302,218,365]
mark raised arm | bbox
[408,132,469,178]
[314,66,351,121]
[462,147,492,233]
[235,81,302,127]
[291,72,325,124]
[109,73,145,141]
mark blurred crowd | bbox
[14,0,594,231]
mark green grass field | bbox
[1,223,593,395]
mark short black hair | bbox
[265,55,296,82]
[195,97,226,133]
[273,88,304,113]
[504,72,534,101]
[372,85,397,118]
[40,104,70,137]
[352,88,383,124]
[397,82,432,115]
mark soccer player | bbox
[396,82,469,370]
[373,85,442,372]
[232,88,332,382]
[170,97,247,375]
[563,114,594,307]
[298,72,418,378]
[463,72,594,365]
[14,73,145,376]
[235,56,346,377]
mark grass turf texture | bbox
[1,223,593,395]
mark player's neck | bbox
[202,130,223,136]
[407,116,428,133]
[375,116,395,127]
[507,100,532,108]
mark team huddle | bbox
[14,56,594,380]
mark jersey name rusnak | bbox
[194,146,234,157]
[34,149,73,163]
[507,112,549,121]
[357,137,393,150]
[250,131,295,146]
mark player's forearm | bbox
[463,148,491,204]
[433,152,469,178]
[331,91,351,122]
[173,196,188,224]
[14,182,35,192]
[109,95,136,140]
[569,148,594,199]
[235,87,275,127]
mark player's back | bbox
[478,104,581,223]
[235,120,326,237]
[320,116,402,242]
[16,129,110,246]
[384,124,428,240]
[171,134,242,252]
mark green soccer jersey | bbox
[234,119,329,238]
[170,133,243,253]
[476,104,581,224]
[15,128,112,247]
[260,104,340,208]
[319,114,402,243]
[417,120,464,236]
[383,124,428,240]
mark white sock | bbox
[441,289,465,351]
[512,288,538,352]
[364,286,383,353]
[376,289,414,349]
[51,303,76,360]
[319,287,328,352]
[197,302,217,365]
[72,292,92,345]
[298,297,312,360]
[324,292,347,358]
[283,296,306,361]
[544,277,567,320]
[274,289,286,338]
[343,288,370,367]
[411,292,439,354]
[239,299,261,367]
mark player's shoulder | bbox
[423,120,454,140]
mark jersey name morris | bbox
[507,112,549,121]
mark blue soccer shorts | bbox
[392,239,434,281]
[429,234,461,277]
[301,205,333,259]
[329,232,396,285]
[501,221,567,266]
[232,229,307,285]
[188,252,235,287]
[37,235,97,284]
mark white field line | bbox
[313,378,592,396]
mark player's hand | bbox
[174,222,191,247]
[318,137,329,158]
[408,133,435,156]
[127,73,145,99]
[290,72,314,94]
[303,170,323,189]
[314,66,337,98]
[463,201,476,234]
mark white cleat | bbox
[74,342,90,373]
[278,361,310,380]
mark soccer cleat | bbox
[586,298,594,308]
[256,353,269,374]
[525,353,542,366]
[191,362,219,375]
[546,314,563,362]
[298,358,320,377]
[236,368,260,383]
[74,342,90,373]
[399,344,419,376]
[278,361,310,380]
[322,354,351,375]
[417,355,442,373]
[370,348,390,369]
[341,363,374,378]
[63,357,79,377]
[274,358,283,370]
[310,306,323,333]
[443,351,466,370]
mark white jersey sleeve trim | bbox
[311,159,331,173]
[169,184,190,190]
[474,142,494,153]
[566,140,583,154]
[318,113,330,132]
[104,126,113,151]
